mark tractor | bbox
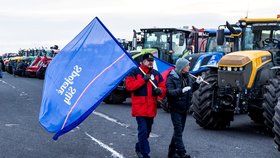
[191,16,280,133]
[157,28,240,112]
[25,46,59,79]
[185,28,239,76]
[103,28,191,104]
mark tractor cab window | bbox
[143,32,169,50]
[206,36,218,52]
[243,23,280,50]
[172,32,186,61]
[243,27,254,50]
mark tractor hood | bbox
[218,50,271,67]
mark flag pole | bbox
[189,73,210,85]
[138,67,158,88]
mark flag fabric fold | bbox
[152,57,174,101]
[153,57,175,84]
[39,17,137,140]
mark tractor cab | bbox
[131,28,191,64]
[237,18,280,66]
[184,28,239,75]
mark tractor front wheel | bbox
[273,100,280,151]
[103,90,127,104]
[191,72,233,129]
[263,78,280,133]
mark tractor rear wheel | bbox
[248,104,264,124]
[103,90,127,104]
[273,100,280,151]
[36,67,46,79]
[191,72,233,129]
[263,78,280,133]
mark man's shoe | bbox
[179,153,191,158]
[142,153,150,158]
[168,152,180,158]
[136,151,143,158]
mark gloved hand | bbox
[154,87,162,95]
[182,86,191,93]
[196,76,203,84]
[143,74,151,81]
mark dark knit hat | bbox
[175,58,190,74]
[142,53,154,61]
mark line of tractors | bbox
[1,16,280,151]
[0,45,59,79]
[106,16,280,151]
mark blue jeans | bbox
[135,116,154,156]
[169,111,187,153]
[0,70,2,78]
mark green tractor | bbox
[103,28,191,104]
[191,16,280,132]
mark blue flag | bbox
[39,17,137,140]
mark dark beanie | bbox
[175,58,190,74]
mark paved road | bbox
[0,72,279,158]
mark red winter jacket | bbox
[126,65,166,117]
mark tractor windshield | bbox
[143,30,187,62]
[143,31,170,50]
[243,23,280,50]
[206,36,218,52]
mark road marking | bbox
[85,132,125,158]
[0,80,16,89]
[92,111,159,138]
[5,124,19,127]
[92,111,130,128]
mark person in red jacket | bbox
[126,53,166,158]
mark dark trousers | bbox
[135,116,154,156]
[169,111,187,153]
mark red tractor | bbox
[27,45,59,79]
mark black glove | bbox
[154,87,162,95]
[143,74,151,81]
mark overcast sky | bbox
[0,0,279,54]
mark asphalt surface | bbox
[0,72,279,158]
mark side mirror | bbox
[226,21,238,34]
[217,29,225,45]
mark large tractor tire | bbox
[103,90,127,104]
[248,104,264,124]
[191,72,234,129]
[36,67,46,79]
[273,100,280,151]
[263,78,280,133]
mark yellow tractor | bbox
[191,15,280,135]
